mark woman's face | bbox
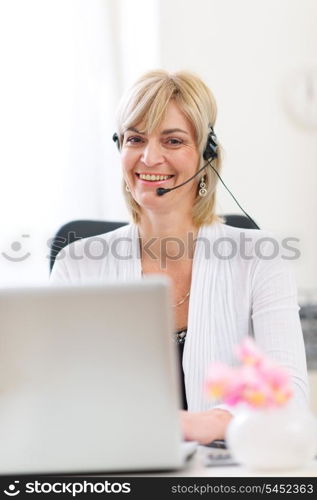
[121,101,200,216]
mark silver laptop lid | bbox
[0,276,183,473]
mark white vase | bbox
[226,405,317,471]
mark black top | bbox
[175,327,188,410]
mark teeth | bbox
[139,174,172,181]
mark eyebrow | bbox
[161,128,189,135]
[125,127,144,134]
[125,127,189,135]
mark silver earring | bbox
[199,176,207,197]
[125,183,130,192]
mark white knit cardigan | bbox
[50,222,309,411]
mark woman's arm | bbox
[181,239,308,445]
[250,244,309,407]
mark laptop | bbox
[0,276,196,474]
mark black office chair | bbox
[49,214,258,272]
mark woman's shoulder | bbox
[50,223,137,284]
[62,223,136,256]
[201,220,272,241]
[199,221,274,258]
[199,221,298,269]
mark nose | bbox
[141,139,164,167]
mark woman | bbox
[51,70,309,444]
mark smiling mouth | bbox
[136,173,174,182]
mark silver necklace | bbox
[172,289,190,308]
[141,270,190,308]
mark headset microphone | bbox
[156,162,210,196]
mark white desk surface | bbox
[125,446,317,477]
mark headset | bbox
[112,128,259,229]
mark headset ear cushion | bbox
[203,130,218,161]
[112,133,120,151]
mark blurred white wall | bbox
[159,0,317,292]
[0,0,159,285]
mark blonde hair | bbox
[116,69,222,227]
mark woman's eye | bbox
[126,136,143,145]
[166,138,183,146]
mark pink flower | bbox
[257,359,293,407]
[222,377,246,406]
[205,337,293,409]
[204,363,236,400]
[204,363,247,406]
[239,366,272,408]
[235,337,265,367]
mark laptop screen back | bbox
[0,276,183,473]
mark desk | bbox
[125,446,317,477]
